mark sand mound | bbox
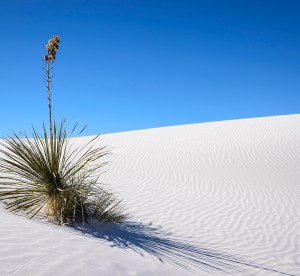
[0,114,299,275]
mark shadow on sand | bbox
[73,221,292,275]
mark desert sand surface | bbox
[0,114,299,275]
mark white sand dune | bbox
[0,114,299,275]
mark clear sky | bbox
[0,0,299,136]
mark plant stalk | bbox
[45,60,53,138]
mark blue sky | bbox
[0,0,299,136]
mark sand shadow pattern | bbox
[74,221,293,275]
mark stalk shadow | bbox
[74,221,292,275]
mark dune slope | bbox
[0,114,299,275]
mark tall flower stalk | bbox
[43,35,60,139]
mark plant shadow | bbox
[73,221,292,275]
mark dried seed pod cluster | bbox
[44,35,60,62]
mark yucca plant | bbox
[0,120,127,225]
[0,35,127,225]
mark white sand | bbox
[0,114,299,275]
